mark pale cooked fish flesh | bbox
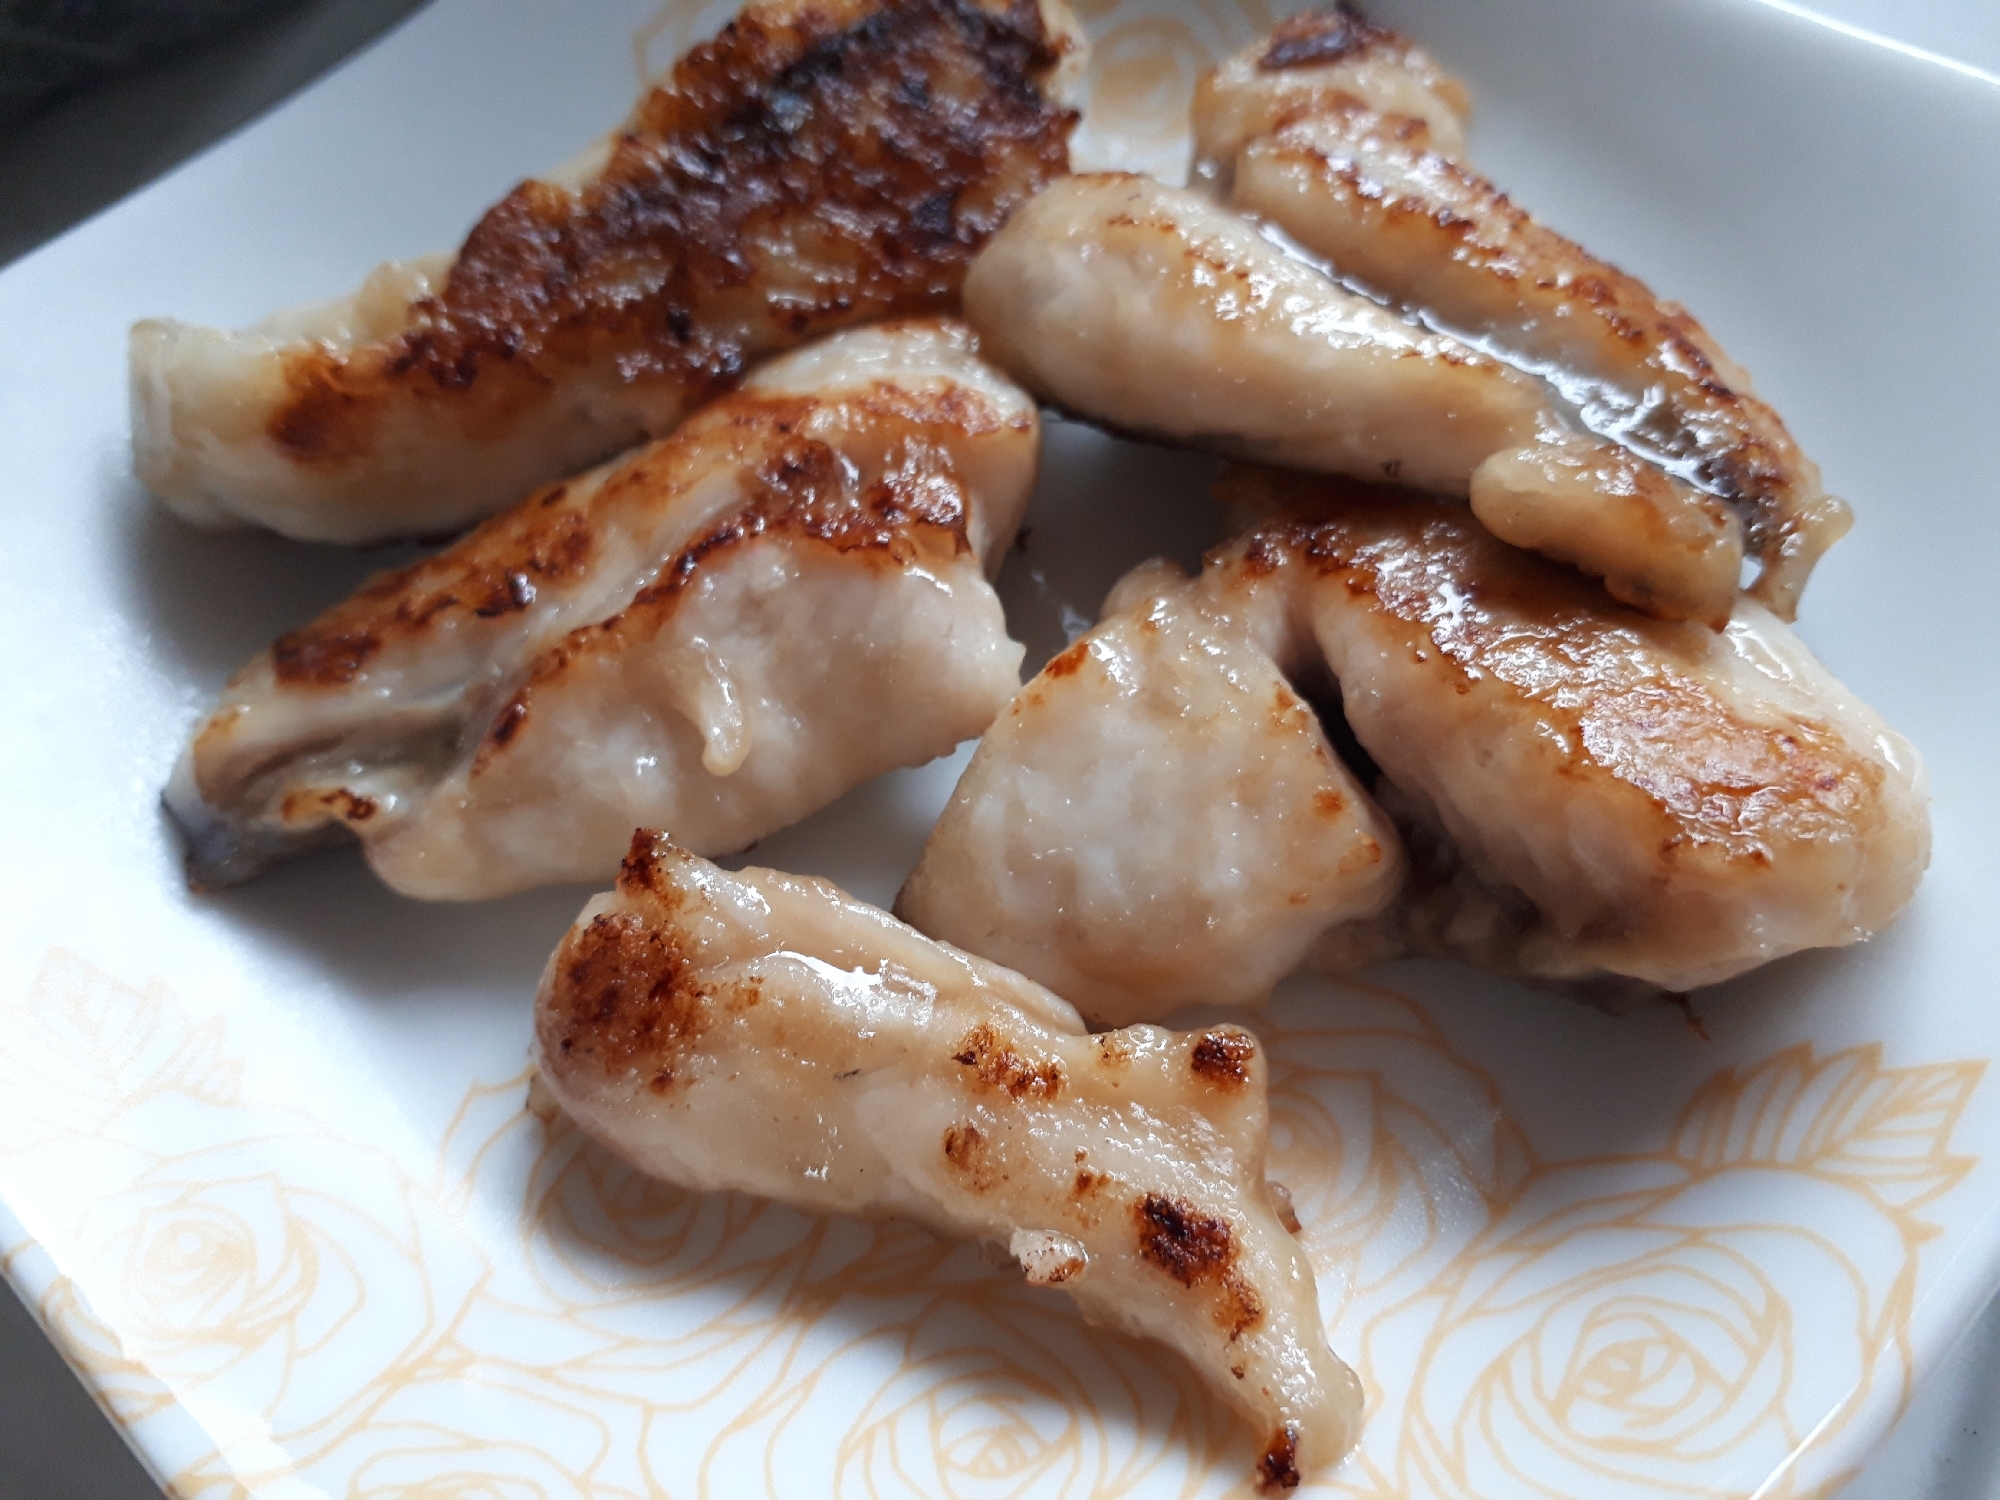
[902,467,1927,1008]
[537,831,1362,1488]
[897,563,1403,1026]
[166,320,1036,899]
[1200,8,1845,619]
[131,0,1083,543]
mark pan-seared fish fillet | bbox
[166,321,1035,899]
[964,171,1743,627]
[963,172,1547,493]
[903,468,1927,1004]
[131,0,1082,544]
[897,568,1402,1026]
[537,832,1361,1488]
[1200,9,1844,619]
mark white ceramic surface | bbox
[1,1,1996,1496]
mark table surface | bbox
[0,3,1994,1496]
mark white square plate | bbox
[2,1,1997,1495]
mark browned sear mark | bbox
[269,505,593,686]
[1041,639,1089,678]
[1258,6,1387,70]
[1257,1423,1303,1490]
[272,629,379,686]
[952,1022,1065,1099]
[1189,1029,1257,1090]
[942,1122,998,1190]
[547,910,707,1092]
[1135,1193,1265,1338]
[616,828,671,897]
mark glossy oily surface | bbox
[0,1,1997,1498]
[538,834,1360,1484]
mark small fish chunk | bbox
[962,172,1548,494]
[537,832,1362,1487]
[903,467,1927,1004]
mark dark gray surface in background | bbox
[0,0,420,265]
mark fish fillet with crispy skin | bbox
[537,832,1362,1488]
[165,320,1036,899]
[902,468,1928,1009]
[1198,8,1845,619]
[131,0,1082,543]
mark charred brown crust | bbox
[271,629,381,686]
[545,909,707,1092]
[270,495,597,688]
[617,828,672,896]
[1135,1193,1265,1337]
[1041,639,1090,678]
[267,0,1075,471]
[1258,6,1389,70]
[941,1121,998,1189]
[1257,1423,1303,1490]
[1266,125,1815,578]
[1212,470,1883,861]
[1189,1029,1257,1090]
[951,1021,1065,1099]
[1136,1192,1235,1285]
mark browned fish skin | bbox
[1258,7,1388,70]
[1236,111,1843,615]
[1205,9,1846,618]
[1192,5,1470,167]
[140,0,1078,542]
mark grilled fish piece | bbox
[897,565,1402,1026]
[537,832,1362,1488]
[132,0,1082,544]
[167,320,1036,899]
[963,171,1548,493]
[902,468,1927,1004]
[1201,9,1844,619]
